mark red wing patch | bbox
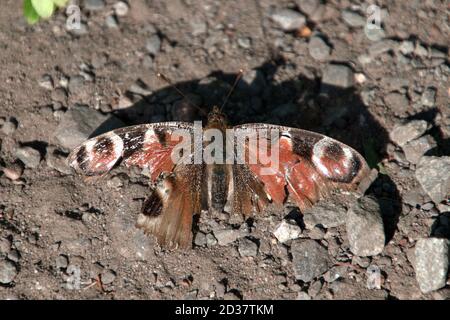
[235,124,370,211]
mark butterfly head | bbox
[207,106,227,128]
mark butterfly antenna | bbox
[220,69,244,112]
[156,72,207,116]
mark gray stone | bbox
[51,88,68,103]
[142,55,153,68]
[213,229,245,246]
[321,64,354,89]
[346,196,385,257]
[46,146,72,174]
[68,75,85,94]
[421,87,437,107]
[270,9,306,31]
[15,146,41,168]
[237,37,252,49]
[414,238,449,293]
[101,269,116,284]
[190,20,207,36]
[323,265,347,283]
[105,14,119,28]
[415,156,450,204]
[368,40,397,57]
[291,239,331,282]
[0,259,17,284]
[206,233,218,247]
[296,0,320,16]
[403,187,429,207]
[0,238,11,255]
[414,44,428,57]
[364,25,386,42]
[238,238,258,257]
[398,41,414,55]
[352,256,371,268]
[54,106,124,150]
[389,120,430,147]
[194,232,207,247]
[146,34,161,56]
[384,92,409,114]
[307,280,323,297]
[306,226,325,240]
[308,36,331,61]
[341,10,366,27]
[84,0,105,11]
[1,118,17,135]
[38,74,54,90]
[273,220,302,243]
[402,135,437,164]
[56,255,69,269]
[7,250,19,263]
[303,201,347,229]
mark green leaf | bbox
[23,0,40,24]
[31,0,54,19]
[52,0,68,8]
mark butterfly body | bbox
[68,106,369,249]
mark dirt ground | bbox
[0,0,449,300]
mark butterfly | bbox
[68,73,370,250]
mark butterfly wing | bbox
[68,122,193,180]
[68,122,201,249]
[233,123,370,212]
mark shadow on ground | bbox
[90,59,403,240]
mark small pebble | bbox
[238,238,258,257]
[341,10,366,27]
[56,255,69,269]
[321,64,354,89]
[101,269,116,285]
[113,1,129,16]
[308,36,331,61]
[0,238,11,254]
[237,37,252,49]
[15,146,41,169]
[354,73,367,84]
[273,220,302,243]
[146,34,161,56]
[399,41,415,55]
[2,163,24,181]
[415,238,449,293]
[194,232,207,247]
[105,14,119,28]
[421,87,436,107]
[1,118,18,135]
[389,120,429,147]
[0,259,18,284]
[270,9,306,31]
[38,74,54,90]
